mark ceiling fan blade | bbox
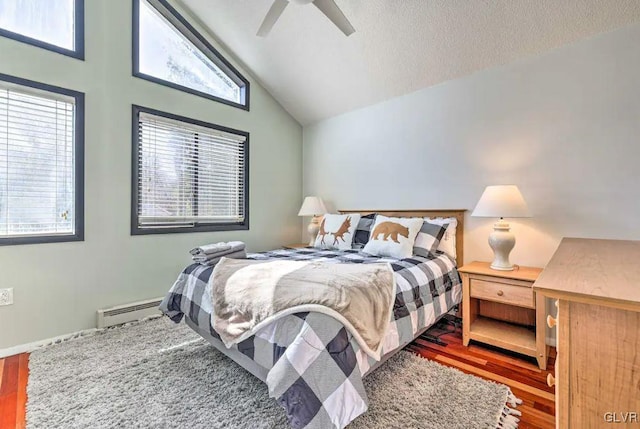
[312,0,355,36]
[257,0,289,37]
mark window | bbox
[0,74,84,245]
[133,0,249,109]
[132,106,249,235]
[0,0,84,59]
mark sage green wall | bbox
[0,0,302,349]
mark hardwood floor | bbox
[0,319,554,429]
[0,353,28,429]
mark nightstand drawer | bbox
[470,279,534,309]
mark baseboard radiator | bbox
[97,298,164,328]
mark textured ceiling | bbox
[180,0,640,125]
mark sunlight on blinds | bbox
[136,111,246,228]
[0,84,75,238]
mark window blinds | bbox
[0,83,76,238]
[136,111,246,228]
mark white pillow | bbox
[363,215,423,259]
[314,214,361,250]
[424,217,458,260]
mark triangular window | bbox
[133,0,249,109]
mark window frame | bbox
[130,105,250,236]
[132,0,250,111]
[0,0,85,60]
[0,73,85,246]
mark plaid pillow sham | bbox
[353,213,376,248]
[413,222,448,257]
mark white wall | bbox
[0,0,302,349]
[303,23,640,269]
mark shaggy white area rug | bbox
[27,317,520,428]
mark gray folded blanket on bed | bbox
[190,241,245,256]
[211,257,396,359]
[195,249,247,266]
[190,242,231,256]
[190,241,247,265]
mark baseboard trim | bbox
[0,328,99,358]
[0,314,163,358]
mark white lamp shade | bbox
[471,185,531,218]
[298,196,328,216]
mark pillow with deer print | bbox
[362,215,423,259]
[314,214,361,251]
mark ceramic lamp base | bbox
[488,219,516,271]
[307,216,321,246]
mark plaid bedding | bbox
[160,248,462,429]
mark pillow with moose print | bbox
[314,213,361,251]
[362,215,423,259]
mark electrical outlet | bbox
[0,288,13,306]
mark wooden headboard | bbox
[339,209,466,267]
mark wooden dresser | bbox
[534,238,640,428]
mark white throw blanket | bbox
[211,258,396,360]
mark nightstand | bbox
[459,261,548,369]
[283,243,311,249]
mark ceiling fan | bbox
[257,0,355,37]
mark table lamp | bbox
[298,196,328,246]
[471,185,531,271]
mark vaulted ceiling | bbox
[180,0,640,125]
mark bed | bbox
[160,209,465,429]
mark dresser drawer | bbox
[470,279,534,309]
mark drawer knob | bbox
[547,315,557,328]
[547,373,555,387]
[496,290,504,296]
